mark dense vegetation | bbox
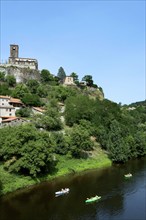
[0,68,146,195]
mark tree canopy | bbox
[57,67,66,81]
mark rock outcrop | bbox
[0,65,40,83]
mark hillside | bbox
[0,67,146,196]
[129,100,146,107]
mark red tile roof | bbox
[9,98,23,104]
[2,117,18,122]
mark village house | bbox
[0,96,24,117]
[63,76,76,86]
[0,95,25,127]
[1,117,27,127]
[0,96,15,117]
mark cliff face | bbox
[0,64,104,100]
[83,86,104,101]
[0,65,40,83]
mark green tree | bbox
[36,85,48,98]
[133,132,146,157]
[22,93,42,106]
[26,79,39,94]
[82,75,93,87]
[33,106,62,131]
[70,72,79,84]
[52,132,70,155]
[5,75,16,87]
[70,124,93,158]
[0,84,11,96]
[107,120,130,162]
[12,83,30,99]
[94,125,109,149]
[16,107,31,117]
[0,71,5,82]
[0,125,57,177]
[41,69,54,83]
[65,94,96,126]
[57,67,66,81]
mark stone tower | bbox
[10,44,19,59]
[8,44,38,69]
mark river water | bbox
[0,157,146,220]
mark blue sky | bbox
[0,0,145,105]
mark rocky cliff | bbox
[0,65,40,83]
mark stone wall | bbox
[0,64,40,83]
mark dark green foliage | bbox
[12,83,30,99]
[47,85,79,103]
[0,125,56,177]
[52,132,70,155]
[70,72,79,84]
[79,119,95,136]
[0,66,146,174]
[57,67,66,81]
[129,100,146,107]
[36,84,48,98]
[133,132,146,156]
[0,84,11,95]
[106,120,130,162]
[22,93,42,106]
[65,94,96,126]
[69,124,93,158]
[65,94,146,162]
[0,71,5,82]
[16,107,31,117]
[82,75,93,87]
[5,75,16,87]
[40,69,54,83]
[33,105,62,131]
[26,79,39,94]
[0,180,2,195]
[94,125,109,149]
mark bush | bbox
[16,107,31,117]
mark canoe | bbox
[85,195,101,203]
[55,188,69,196]
[124,173,132,178]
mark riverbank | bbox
[0,151,111,196]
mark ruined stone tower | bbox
[10,44,19,60]
[8,44,38,69]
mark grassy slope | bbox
[0,147,111,196]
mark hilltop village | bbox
[0,45,145,196]
[0,44,103,127]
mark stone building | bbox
[1,117,27,127]
[63,76,76,86]
[8,44,38,69]
[0,95,24,117]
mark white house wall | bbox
[0,107,15,117]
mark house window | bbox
[9,113,12,116]
[2,103,4,105]
[9,109,11,112]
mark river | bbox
[0,157,146,220]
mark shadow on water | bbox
[0,157,146,220]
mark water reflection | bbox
[0,157,146,220]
